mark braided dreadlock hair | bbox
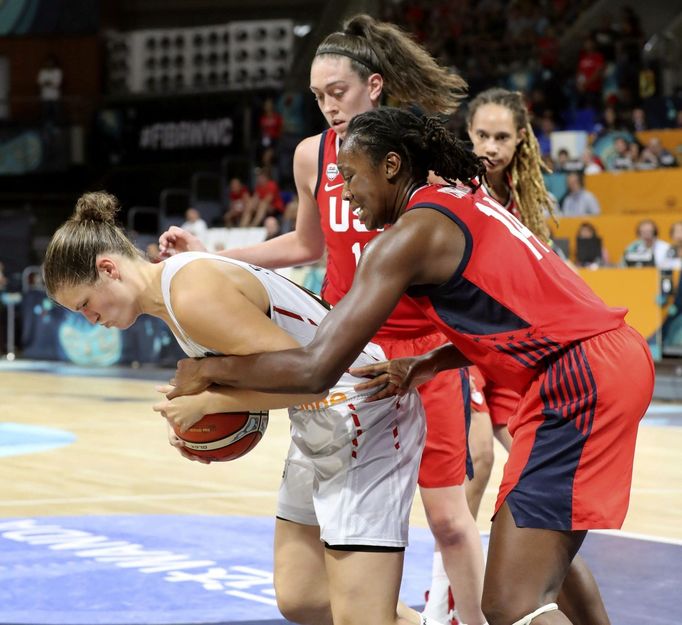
[466,88,554,242]
[344,107,486,190]
[315,14,467,115]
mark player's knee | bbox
[277,595,329,625]
[428,510,473,546]
[276,589,327,624]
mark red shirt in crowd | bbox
[255,178,283,213]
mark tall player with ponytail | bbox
[159,15,486,625]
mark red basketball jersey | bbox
[405,184,627,393]
[477,174,521,221]
[315,129,436,339]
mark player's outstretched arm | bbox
[167,211,463,398]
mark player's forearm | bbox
[420,343,471,374]
[224,231,322,269]
[203,385,326,412]
[200,347,339,395]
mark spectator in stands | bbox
[240,168,283,227]
[622,219,672,267]
[554,148,582,173]
[629,140,657,170]
[37,53,63,126]
[576,36,605,109]
[180,208,208,243]
[258,97,283,170]
[607,136,633,170]
[561,172,601,216]
[575,222,609,267]
[664,221,682,270]
[642,137,677,168]
[629,107,648,132]
[581,146,605,174]
[223,177,252,227]
[593,105,622,139]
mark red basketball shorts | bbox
[375,332,471,488]
[469,366,521,426]
[495,324,655,530]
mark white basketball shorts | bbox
[277,389,425,548]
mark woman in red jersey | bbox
[465,88,611,625]
[166,108,654,625]
[464,88,544,520]
[159,14,484,625]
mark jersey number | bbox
[474,195,549,260]
[351,241,365,266]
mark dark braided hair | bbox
[345,107,486,188]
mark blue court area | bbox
[0,514,679,625]
[0,423,75,458]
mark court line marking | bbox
[0,501,679,548]
[592,528,682,546]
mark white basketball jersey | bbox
[160,251,385,385]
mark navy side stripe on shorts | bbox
[506,343,598,529]
[459,367,474,480]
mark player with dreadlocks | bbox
[464,87,555,520]
[464,88,613,625]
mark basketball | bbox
[174,411,269,462]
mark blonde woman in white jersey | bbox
[42,191,439,625]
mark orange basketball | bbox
[174,411,269,462]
